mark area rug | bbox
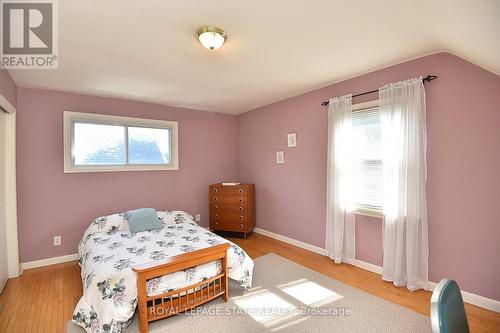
[68,253,431,332]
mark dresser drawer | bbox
[210,195,248,205]
[210,219,222,229]
[210,203,247,213]
[221,220,249,232]
[210,212,248,223]
[210,212,223,220]
[210,186,248,196]
[222,213,249,223]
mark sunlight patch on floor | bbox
[233,289,300,327]
[279,279,343,306]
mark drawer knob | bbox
[238,189,243,194]
[240,224,243,228]
[239,207,243,211]
[215,222,218,226]
[215,214,219,218]
[214,197,218,201]
[239,215,243,219]
[214,188,218,193]
[239,198,243,202]
[214,205,218,209]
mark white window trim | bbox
[352,99,384,218]
[63,111,179,173]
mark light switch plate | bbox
[276,151,285,164]
[53,235,61,246]
[195,214,201,222]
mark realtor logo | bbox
[1,0,58,69]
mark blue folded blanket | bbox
[125,208,164,233]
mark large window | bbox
[64,111,178,173]
[351,101,383,213]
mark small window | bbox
[64,111,178,173]
[351,102,383,212]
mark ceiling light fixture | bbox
[196,26,227,50]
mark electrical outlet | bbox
[195,214,201,222]
[53,235,61,246]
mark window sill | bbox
[355,208,384,219]
[64,164,179,173]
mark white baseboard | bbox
[252,226,500,313]
[352,259,383,275]
[21,253,79,271]
[253,227,326,255]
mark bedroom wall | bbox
[236,52,500,301]
[16,88,238,262]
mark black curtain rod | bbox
[321,74,437,106]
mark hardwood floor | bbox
[0,260,82,333]
[0,232,499,332]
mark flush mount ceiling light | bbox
[196,26,227,50]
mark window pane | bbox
[352,108,383,209]
[353,159,383,208]
[128,127,171,164]
[73,122,126,165]
[352,108,381,160]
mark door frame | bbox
[0,94,20,281]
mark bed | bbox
[72,210,254,333]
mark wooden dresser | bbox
[209,183,255,238]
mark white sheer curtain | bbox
[325,95,355,264]
[379,77,429,291]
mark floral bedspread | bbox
[72,210,254,333]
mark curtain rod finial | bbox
[423,74,437,83]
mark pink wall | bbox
[16,88,238,262]
[237,52,500,300]
[0,70,17,107]
[12,52,500,301]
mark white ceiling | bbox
[8,0,500,114]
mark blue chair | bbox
[430,279,469,333]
